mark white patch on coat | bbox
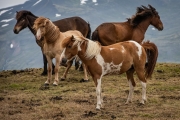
[109,48,115,50]
[129,41,142,59]
[95,54,123,76]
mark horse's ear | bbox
[71,35,74,40]
[148,4,156,11]
[16,11,18,13]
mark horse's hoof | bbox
[41,72,47,76]
[60,78,65,81]
[53,83,58,86]
[39,84,49,90]
[80,79,89,83]
[44,83,49,86]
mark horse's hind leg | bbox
[125,68,135,104]
[135,66,147,104]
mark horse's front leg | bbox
[44,56,52,86]
[80,63,89,82]
[94,77,103,109]
[61,59,73,80]
[53,55,61,86]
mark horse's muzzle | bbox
[13,29,19,34]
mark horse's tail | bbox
[141,41,158,79]
[86,22,91,39]
[92,29,99,41]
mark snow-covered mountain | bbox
[0,0,180,71]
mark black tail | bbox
[91,30,99,41]
[86,22,91,39]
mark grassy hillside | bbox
[0,63,180,119]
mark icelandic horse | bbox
[61,35,158,109]
[13,10,91,79]
[33,17,88,86]
[92,4,163,45]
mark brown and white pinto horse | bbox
[33,17,88,86]
[61,35,158,109]
[92,4,163,44]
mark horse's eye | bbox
[68,46,71,48]
[21,19,24,21]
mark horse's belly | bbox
[103,62,123,75]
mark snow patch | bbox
[0,8,13,16]
[2,24,9,27]
[1,18,14,23]
[33,0,42,6]
[55,14,61,17]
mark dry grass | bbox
[0,63,180,120]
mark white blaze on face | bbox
[129,41,142,59]
[36,28,41,40]
[95,54,123,75]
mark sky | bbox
[0,0,27,9]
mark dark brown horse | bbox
[13,10,91,76]
[92,4,163,45]
[61,35,158,109]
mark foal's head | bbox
[61,35,83,60]
[129,4,163,31]
[33,17,54,40]
[13,10,37,34]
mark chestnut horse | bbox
[33,17,88,86]
[92,4,163,44]
[61,35,158,109]
[13,10,91,76]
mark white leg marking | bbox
[125,80,134,104]
[140,81,147,104]
[96,78,102,109]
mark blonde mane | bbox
[73,36,101,60]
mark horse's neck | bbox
[132,19,151,42]
[26,15,38,35]
[45,25,61,44]
[136,18,151,33]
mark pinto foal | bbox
[61,35,157,109]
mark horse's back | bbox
[92,22,130,45]
[53,16,90,38]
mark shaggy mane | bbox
[127,4,159,27]
[72,36,101,60]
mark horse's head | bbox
[61,35,80,61]
[33,17,50,40]
[13,10,37,34]
[130,5,163,31]
[148,5,163,31]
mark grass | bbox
[0,63,180,120]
